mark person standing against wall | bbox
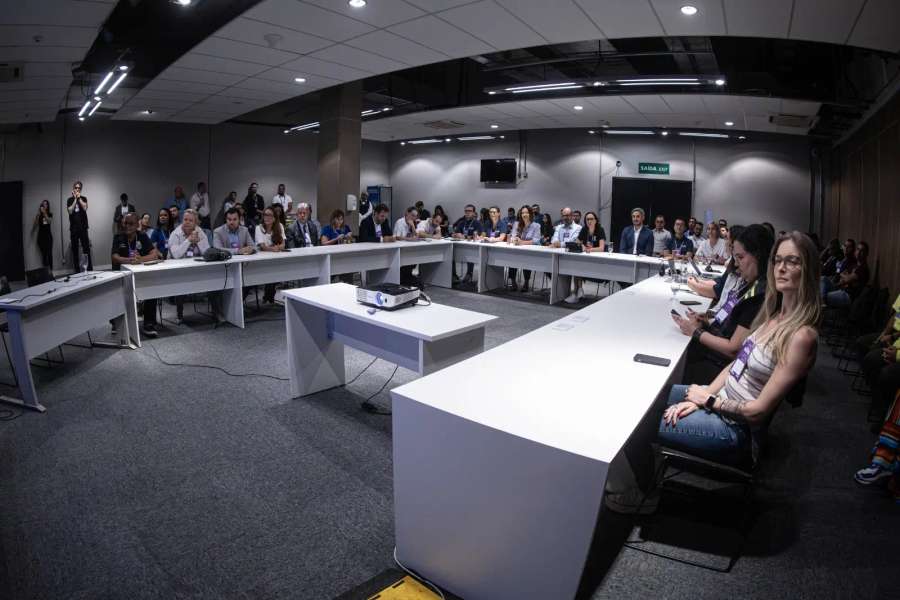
[191,182,211,230]
[66,181,92,272]
[33,199,53,271]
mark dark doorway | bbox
[0,181,24,281]
[610,177,693,249]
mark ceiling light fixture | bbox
[678,132,730,138]
[88,101,102,116]
[680,5,698,16]
[294,77,306,83]
[588,130,596,134]
[511,85,582,94]
[174,0,192,6]
[78,100,92,117]
[361,109,379,117]
[118,65,129,72]
[94,71,114,94]
[143,109,154,115]
[444,138,452,142]
[604,130,655,135]
[348,0,366,7]
[499,135,505,139]
[283,129,289,134]
[93,95,102,102]
[289,121,320,132]
[738,135,747,140]
[724,121,734,126]
[592,81,602,87]
[490,124,499,129]
[573,105,583,111]
[78,117,85,122]
[661,130,669,136]
[488,91,496,95]
[400,141,406,146]
[407,139,443,145]
[458,136,495,141]
[106,71,127,94]
[382,107,392,112]
[504,82,582,94]
[715,78,726,86]
[615,78,700,83]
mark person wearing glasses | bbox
[452,204,483,284]
[66,181,92,272]
[508,205,541,292]
[565,211,606,304]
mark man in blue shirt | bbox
[618,207,654,256]
[453,204,483,283]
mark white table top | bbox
[282,283,497,342]
[452,239,666,266]
[0,271,125,311]
[390,275,712,463]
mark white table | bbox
[0,272,134,412]
[390,275,712,600]
[283,283,496,398]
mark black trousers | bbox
[858,333,900,415]
[38,238,53,270]
[70,229,92,272]
[508,268,532,286]
[142,299,158,326]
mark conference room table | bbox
[390,273,714,600]
[0,271,135,412]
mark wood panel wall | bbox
[824,89,900,296]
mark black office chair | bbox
[625,378,807,572]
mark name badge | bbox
[730,338,755,380]
[231,242,238,249]
[128,249,136,258]
[714,290,739,324]
[186,250,194,258]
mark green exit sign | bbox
[639,162,670,175]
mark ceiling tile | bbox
[130,88,211,102]
[660,94,709,114]
[344,30,449,65]
[620,94,671,113]
[438,1,546,51]
[0,77,72,92]
[846,0,900,53]
[158,66,247,87]
[122,98,195,111]
[214,87,295,102]
[309,43,409,72]
[780,99,820,116]
[644,113,708,128]
[0,46,87,62]
[405,0,477,12]
[487,102,544,117]
[388,15,494,57]
[144,79,227,95]
[175,53,270,76]
[0,24,98,47]
[212,17,333,55]
[192,36,299,66]
[239,76,308,96]
[723,0,791,38]
[495,0,602,44]
[243,0,375,42]
[700,94,743,116]
[737,96,781,115]
[279,55,373,81]
[2,1,113,27]
[18,63,75,77]
[304,0,426,27]
[650,0,726,36]
[254,67,342,87]
[573,0,665,38]
[789,0,865,46]
[583,95,638,113]
[745,115,776,131]
[0,89,61,102]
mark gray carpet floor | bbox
[0,284,898,600]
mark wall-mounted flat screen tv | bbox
[480,158,517,183]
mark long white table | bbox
[0,272,135,412]
[390,275,712,600]
[283,283,496,398]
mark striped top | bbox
[723,329,777,461]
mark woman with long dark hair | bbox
[256,206,286,303]
[33,199,53,270]
[508,205,541,292]
[150,208,171,258]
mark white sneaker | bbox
[576,287,585,299]
[564,292,579,304]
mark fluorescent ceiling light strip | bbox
[94,72,114,94]
[289,121,320,131]
[604,130,654,135]
[407,139,443,144]
[505,82,577,91]
[78,100,92,117]
[457,136,495,141]
[678,132,730,138]
[614,78,699,83]
[619,82,701,86]
[106,72,128,94]
[361,110,379,116]
[511,85,583,94]
[88,101,102,116]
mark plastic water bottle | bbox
[79,252,89,273]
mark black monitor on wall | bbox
[480,158,517,184]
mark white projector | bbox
[356,283,420,310]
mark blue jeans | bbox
[820,277,851,307]
[657,384,752,468]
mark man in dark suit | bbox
[286,202,321,248]
[112,192,136,233]
[358,203,395,243]
[618,207,654,256]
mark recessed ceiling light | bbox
[592,81,601,87]
[715,78,725,86]
[738,135,746,140]
[283,129,290,134]
[573,105,583,111]
[488,91,496,95]
[400,141,406,146]
[588,130,596,134]
[490,124,499,129]
[661,130,669,136]
[78,116,85,122]
[174,0,192,6]
[294,77,306,83]
[724,121,734,126]
[142,109,154,115]
[680,5,698,16]
[499,135,505,139]
[94,96,102,101]
[382,107,392,112]
[348,0,366,7]
[444,138,451,142]
[118,65,129,72]
[601,123,609,128]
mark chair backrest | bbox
[848,285,877,325]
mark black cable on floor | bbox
[360,364,399,415]
[142,343,290,382]
[0,407,23,421]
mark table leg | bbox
[286,299,345,398]
[220,263,245,328]
[419,327,485,375]
[0,312,45,412]
[479,248,505,293]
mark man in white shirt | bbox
[416,213,444,238]
[393,206,419,239]
[190,182,211,229]
[551,207,582,247]
[167,209,212,324]
[651,214,673,256]
[272,183,292,212]
[695,221,728,264]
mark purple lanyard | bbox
[730,337,756,380]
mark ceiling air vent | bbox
[422,120,466,129]
[0,63,24,83]
[769,113,815,128]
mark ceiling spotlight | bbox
[174,0,192,6]
[142,109,154,115]
[601,123,609,128]
[444,138,451,142]
[588,130,596,134]
[738,135,746,140]
[724,121,734,126]
[78,116,85,122]
[499,135,505,139]
[348,0,366,7]
[283,129,289,134]
[573,105,584,111]
[382,107,392,112]
[661,130,669,136]
[400,141,406,146]
[490,124,499,129]
[94,96,102,102]
[294,77,306,83]
[680,5,698,16]
[715,78,726,86]
[488,91,497,95]
[118,65,129,72]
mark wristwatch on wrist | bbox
[705,394,717,411]
[692,328,704,342]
